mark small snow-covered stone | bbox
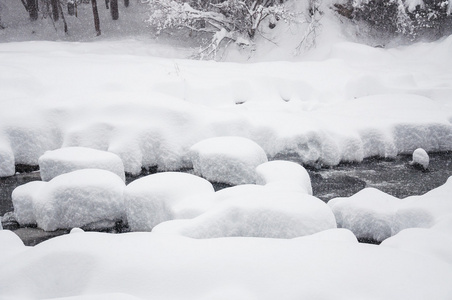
[328,188,401,242]
[256,160,312,195]
[153,187,336,238]
[190,136,268,185]
[12,181,46,225]
[38,147,125,182]
[411,148,429,170]
[33,169,126,231]
[124,172,215,231]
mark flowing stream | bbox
[1,152,451,246]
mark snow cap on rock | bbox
[32,169,126,231]
[411,148,429,170]
[189,136,268,185]
[12,181,47,226]
[124,172,215,231]
[256,160,312,195]
[153,186,336,238]
[38,147,125,182]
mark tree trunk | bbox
[91,0,101,36]
[51,0,59,21]
[124,0,129,7]
[27,0,39,21]
[110,0,118,20]
[68,0,75,16]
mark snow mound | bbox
[124,172,215,231]
[12,181,46,225]
[39,147,125,182]
[12,169,126,231]
[329,177,452,241]
[153,187,336,238]
[256,160,312,195]
[190,136,268,185]
[328,188,401,241]
[410,148,429,169]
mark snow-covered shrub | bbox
[146,0,316,58]
[335,0,452,43]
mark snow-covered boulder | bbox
[12,181,46,225]
[329,177,452,241]
[255,160,312,195]
[153,187,336,238]
[410,148,429,170]
[328,188,401,241]
[189,136,268,185]
[124,172,215,231]
[32,169,126,231]
[38,147,125,182]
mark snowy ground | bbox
[1,1,452,298]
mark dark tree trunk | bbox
[27,0,39,21]
[110,0,118,20]
[51,0,59,21]
[124,0,129,7]
[105,0,109,9]
[91,0,101,36]
[68,1,75,15]
[58,0,68,33]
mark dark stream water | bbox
[1,152,451,246]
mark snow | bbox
[329,177,452,242]
[189,136,268,185]
[39,147,126,182]
[124,172,215,231]
[153,185,336,238]
[11,181,46,225]
[411,148,429,169]
[256,160,313,195]
[1,229,452,300]
[12,169,126,231]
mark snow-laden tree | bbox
[146,0,319,59]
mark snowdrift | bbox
[1,37,452,176]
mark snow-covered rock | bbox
[124,172,215,231]
[410,148,429,169]
[189,136,268,185]
[38,147,126,182]
[255,160,312,195]
[31,169,126,231]
[12,181,46,225]
[329,177,452,241]
[328,188,401,241]
[153,187,336,238]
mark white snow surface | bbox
[153,185,335,238]
[411,148,429,169]
[329,176,452,241]
[39,147,126,182]
[124,172,215,231]
[0,37,452,176]
[190,136,268,185]
[1,228,452,300]
[12,169,126,231]
[256,160,313,195]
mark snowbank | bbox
[189,136,268,185]
[256,160,312,194]
[1,229,452,300]
[124,172,215,231]
[12,169,126,231]
[38,147,126,182]
[329,177,452,241]
[0,40,451,175]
